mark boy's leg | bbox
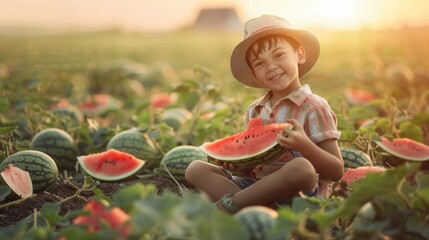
[231,157,317,208]
[185,160,241,201]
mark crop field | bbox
[0,27,428,239]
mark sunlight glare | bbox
[311,0,364,29]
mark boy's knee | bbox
[284,157,317,189]
[184,160,206,182]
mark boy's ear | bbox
[297,46,306,64]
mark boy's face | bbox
[248,38,306,94]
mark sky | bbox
[1,0,429,33]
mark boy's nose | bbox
[267,62,278,71]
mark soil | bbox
[0,173,182,227]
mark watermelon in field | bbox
[106,129,161,169]
[156,145,207,183]
[235,206,278,240]
[340,147,373,170]
[77,149,145,181]
[199,118,292,166]
[0,150,58,192]
[161,108,193,131]
[30,128,78,170]
[344,87,376,105]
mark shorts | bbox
[218,165,319,205]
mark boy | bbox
[185,15,343,213]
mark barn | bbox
[192,7,243,31]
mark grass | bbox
[0,27,428,99]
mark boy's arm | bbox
[279,119,344,181]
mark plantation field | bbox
[0,27,428,239]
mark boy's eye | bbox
[275,52,285,58]
[252,61,262,68]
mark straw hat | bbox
[230,15,320,88]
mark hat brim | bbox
[230,27,320,88]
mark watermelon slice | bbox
[1,164,33,199]
[375,137,429,161]
[341,166,386,184]
[344,87,376,105]
[77,149,145,181]
[199,119,291,165]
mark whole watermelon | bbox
[0,150,58,192]
[157,145,207,183]
[30,128,78,170]
[106,129,161,169]
[340,147,373,170]
[234,206,278,240]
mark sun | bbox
[311,0,365,29]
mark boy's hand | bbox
[277,119,311,152]
[215,160,239,170]
[215,160,254,175]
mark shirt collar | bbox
[254,84,312,108]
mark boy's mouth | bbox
[268,73,284,81]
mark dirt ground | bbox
[0,173,181,227]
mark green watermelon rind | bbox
[199,122,291,166]
[0,150,58,193]
[30,128,78,170]
[77,149,145,181]
[106,130,161,167]
[202,143,287,167]
[158,145,208,182]
[340,147,373,169]
[234,206,278,240]
[375,137,429,161]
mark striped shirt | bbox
[245,84,341,196]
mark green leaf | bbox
[348,106,378,121]
[411,112,429,125]
[339,129,359,142]
[268,207,300,239]
[0,126,17,135]
[313,163,420,227]
[291,196,325,213]
[60,227,103,240]
[112,183,156,210]
[399,120,423,142]
[337,116,355,130]
[40,202,65,227]
[415,171,429,189]
[0,96,10,113]
[0,185,11,202]
[374,117,392,133]
[92,186,111,203]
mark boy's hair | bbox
[245,35,300,68]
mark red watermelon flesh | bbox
[200,119,291,161]
[73,199,131,237]
[77,149,145,181]
[376,137,429,161]
[341,166,386,184]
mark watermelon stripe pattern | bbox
[30,128,78,170]
[158,145,207,182]
[0,150,58,193]
[340,147,373,170]
[106,130,161,169]
[206,144,287,167]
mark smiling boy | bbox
[185,14,343,213]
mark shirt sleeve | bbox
[306,106,341,144]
